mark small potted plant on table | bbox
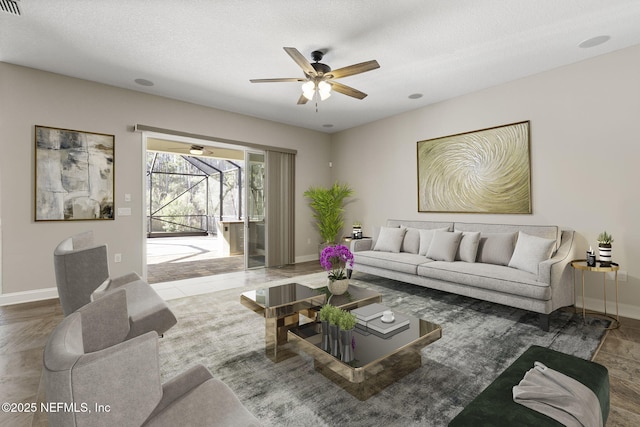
[337,309,357,363]
[597,231,614,266]
[320,244,354,295]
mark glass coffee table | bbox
[288,313,442,400]
[240,283,382,362]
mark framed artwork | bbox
[417,121,531,214]
[35,125,115,221]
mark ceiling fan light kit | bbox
[250,47,379,107]
[189,145,204,155]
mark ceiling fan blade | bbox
[330,82,368,99]
[250,78,306,83]
[284,47,317,77]
[328,60,380,79]
[297,94,309,105]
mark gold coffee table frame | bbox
[571,260,620,329]
[241,283,382,362]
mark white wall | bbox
[331,44,640,319]
[0,63,331,297]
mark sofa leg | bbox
[539,314,550,332]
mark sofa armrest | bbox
[92,272,144,300]
[350,238,373,252]
[146,364,214,422]
[538,230,575,285]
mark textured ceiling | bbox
[2,1,640,133]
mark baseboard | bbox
[575,296,640,321]
[0,287,59,306]
[295,254,319,263]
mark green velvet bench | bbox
[449,345,609,426]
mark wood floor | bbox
[1,261,639,426]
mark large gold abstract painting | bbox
[417,121,531,213]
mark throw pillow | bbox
[426,231,463,262]
[508,231,556,274]
[373,226,407,253]
[476,232,517,266]
[418,227,451,255]
[400,226,421,254]
[455,231,481,263]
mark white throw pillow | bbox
[400,226,421,254]
[373,226,407,253]
[508,231,556,274]
[418,227,451,255]
[455,231,481,263]
[476,232,517,266]
[426,231,463,262]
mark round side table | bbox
[571,260,620,329]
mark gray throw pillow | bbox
[418,227,451,255]
[400,226,420,254]
[476,232,517,266]
[455,231,481,262]
[373,226,407,253]
[426,231,463,262]
[508,231,556,274]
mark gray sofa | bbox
[350,220,577,330]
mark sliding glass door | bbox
[245,151,265,269]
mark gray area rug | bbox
[158,272,608,427]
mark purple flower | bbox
[320,244,355,281]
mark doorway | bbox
[144,136,263,283]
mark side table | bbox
[571,260,620,329]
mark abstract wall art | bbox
[417,121,531,214]
[35,125,114,221]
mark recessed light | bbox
[578,35,610,49]
[408,93,423,99]
[134,78,154,87]
[322,124,334,128]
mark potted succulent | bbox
[318,304,334,352]
[327,305,342,358]
[597,231,614,266]
[304,182,354,246]
[336,309,357,363]
[320,244,354,295]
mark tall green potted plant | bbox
[304,182,354,245]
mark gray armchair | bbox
[43,289,261,427]
[53,231,177,338]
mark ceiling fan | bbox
[250,47,380,105]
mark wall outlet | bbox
[114,253,122,263]
[307,238,311,245]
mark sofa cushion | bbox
[373,226,407,253]
[418,227,451,256]
[400,226,421,254]
[354,251,432,275]
[476,232,517,266]
[508,231,556,275]
[455,222,561,253]
[455,231,481,263]
[426,231,463,262]
[417,261,551,300]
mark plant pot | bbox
[320,320,330,352]
[599,243,612,266]
[329,324,340,358]
[327,278,349,295]
[340,328,355,363]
